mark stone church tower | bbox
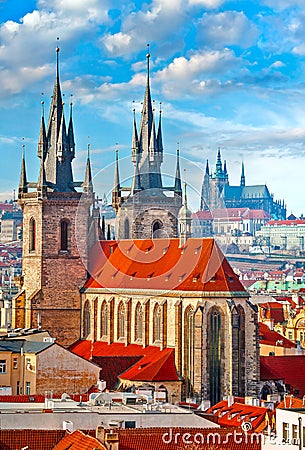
[13,47,98,346]
[112,50,183,239]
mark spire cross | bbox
[41,92,45,117]
[56,37,60,78]
[146,43,150,79]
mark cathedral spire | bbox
[83,143,93,193]
[215,147,222,177]
[18,143,27,195]
[174,146,182,197]
[139,45,154,154]
[240,161,245,187]
[205,159,210,176]
[42,43,75,192]
[112,147,121,212]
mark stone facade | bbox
[81,287,260,404]
[14,192,91,346]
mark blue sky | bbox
[1,0,305,215]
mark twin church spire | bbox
[19,46,91,196]
[112,48,182,212]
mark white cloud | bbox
[103,32,132,55]
[197,11,259,48]
[188,0,225,8]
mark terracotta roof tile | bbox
[85,238,246,293]
[54,430,107,450]
[261,355,305,396]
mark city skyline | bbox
[1,0,305,215]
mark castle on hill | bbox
[201,149,286,219]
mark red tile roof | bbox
[0,430,65,450]
[85,238,246,293]
[265,219,305,226]
[259,302,285,323]
[206,400,270,432]
[70,341,179,384]
[261,355,305,396]
[54,430,107,450]
[277,395,305,409]
[117,426,261,450]
[259,322,295,348]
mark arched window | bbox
[209,308,222,405]
[29,217,36,252]
[135,302,143,341]
[237,305,246,397]
[184,306,194,398]
[83,300,91,339]
[117,302,125,339]
[153,304,162,342]
[124,218,130,239]
[100,301,108,338]
[152,220,163,238]
[60,220,69,251]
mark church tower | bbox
[112,48,183,239]
[14,46,96,346]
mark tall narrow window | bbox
[135,302,143,341]
[184,306,194,398]
[83,300,91,339]
[29,218,36,252]
[152,220,163,238]
[100,301,108,337]
[60,220,69,251]
[153,304,162,342]
[118,302,125,339]
[124,218,130,239]
[209,309,222,405]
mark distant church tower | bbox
[112,49,183,239]
[14,46,98,346]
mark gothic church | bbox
[14,48,260,405]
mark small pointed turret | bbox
[131,107,140,163]
[83,144,93,193]
[18,144,27,195]
[200,160,210,210]
[240,161,245,187]
[156,103,163,154]
[224,160,228,180]
[179,182,192,246]
[174,147,182,197]
[68,100,75,159]
[38,102,47,159]
[205,159,210,176]
[112,147,121,212]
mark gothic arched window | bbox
[184,306,194,397]
[153,304,162,342]
[124,218,130,239]
[83,300,91,339]
[29,217,36,252]
[135,302,143,341]
[209,308,223,405]
[100,301,108,338]
[152,220,163,238]
[117,302,125,339]
[60,219,69,251]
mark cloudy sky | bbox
[1,0,305,215]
